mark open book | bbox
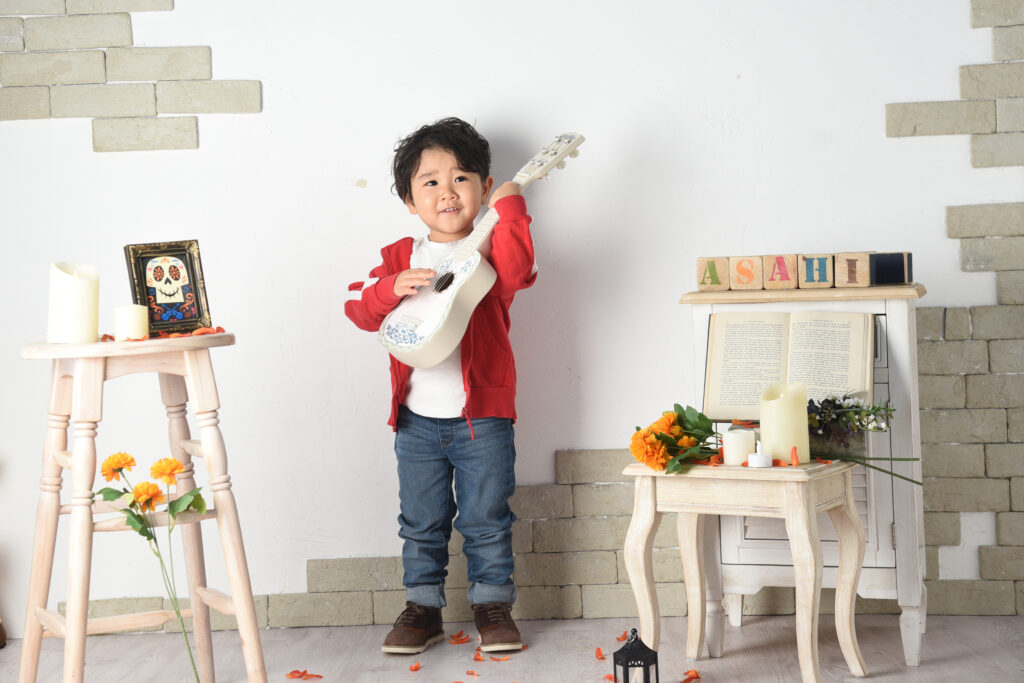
[703,311,874,421]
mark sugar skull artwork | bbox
[145,255,198,322]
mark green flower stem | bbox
[831,456,922,486]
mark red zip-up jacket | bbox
[345,195,536,430]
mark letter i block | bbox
[761,254,798,290]
[835,252,871,287]
[696,256,730,291]
[798,253,834,288]
[729,256,763,290]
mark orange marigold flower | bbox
[677,435,698,449]
[101,452,136,482]
[630,428,668,471]
[150,458,184,487]
[133,481,165,512]
[649,412,676,434]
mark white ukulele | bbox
[379,132,584,368]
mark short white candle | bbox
[46,262,99,344]
[747,443,772,468]
[114,304,149,341]
[760,381,811,465]
[723,429,756,466]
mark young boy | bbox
[345,117,536,654]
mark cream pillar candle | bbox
[46,262,100,344]
[722,429,756,466]
[759,381,810,464]
[114,304,149,341]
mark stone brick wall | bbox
[887,0,1024,616]
[0,1,260,151]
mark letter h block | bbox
[798,254,834,289]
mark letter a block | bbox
[762,254,798,290]
[729,256,763,290]
[835,252,871,287]
[696,256,730,291]
[798,254,834,288]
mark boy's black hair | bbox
[392,117,491,203]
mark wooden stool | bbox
[18,334,267,683]
[622,461,867,683]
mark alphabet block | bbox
[729,256,763,290]
[798,253,834,288]
[761,254,799,290]
[870,252,913,285]
[696,256,730,291]
[834,252,872,288]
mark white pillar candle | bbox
[759,381,810,464]
[114,304,149,341]
[46,262,100,344]
[723,429,756,466]
[747,442,772,468]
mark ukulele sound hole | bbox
[433,271,455,293]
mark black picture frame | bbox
[124,240,211,334]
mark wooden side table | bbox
[623,461,867,683]
[18,334,267,683]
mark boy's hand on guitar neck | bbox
[394,268,436,297]
[488,181,522,208]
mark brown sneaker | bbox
[472,602,522,652]
[381,601,444,654]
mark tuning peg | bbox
[556,161,566,169]
[570,150,579,158]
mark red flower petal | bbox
[616,630,628,641]
[409,662,421,672]
[595,647,606,660]
[490,655,511,661]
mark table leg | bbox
[185,350,268,683]
[783,481,822,683]
[624,476,662,650]
[19,366,70,683]
[826,472,867,677]
[701,514,724,657]
[677,512,705,660]
[160,373,215,683]
[725,594,743,628]
[64,358,104,683]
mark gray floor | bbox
[2,614,1023,682]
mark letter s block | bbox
[729,256,763,290]
[835,252,871,287]
[798,254,834,288]
[761,254,798,290]
[696,256,730,291]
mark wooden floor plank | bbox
[1,614,1021,681]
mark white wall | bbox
[1,0,1021,637]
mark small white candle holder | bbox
[747,442,772,468]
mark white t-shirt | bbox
[401,236,467,418]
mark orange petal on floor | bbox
[286,671,306,680]
[490,655,511,661]
[604,676,615,682]
[449,635,471,645]
[616,630,628,641]
[450,629,465,639]
[466,671,479,677]
[409,662,421,671]
[595,647,606,660]
[684,669,701,680]
[302,675,323,681]
[473,651,485,661]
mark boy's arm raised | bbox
[488,193,537,297]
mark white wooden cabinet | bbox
[680,285,927,667]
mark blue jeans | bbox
[395,406,517,608]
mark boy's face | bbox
[405,147,493,243]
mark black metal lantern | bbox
[612,628,659,683]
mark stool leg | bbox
[185,349,266,682]
[624,476,661,650]
[677,512,705,660]
[701,514,724,658]
[19,367,71,683]
[160,374,215,683]
[783,481,822,683]
[827,472,867,677]
[64,358,105,683]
